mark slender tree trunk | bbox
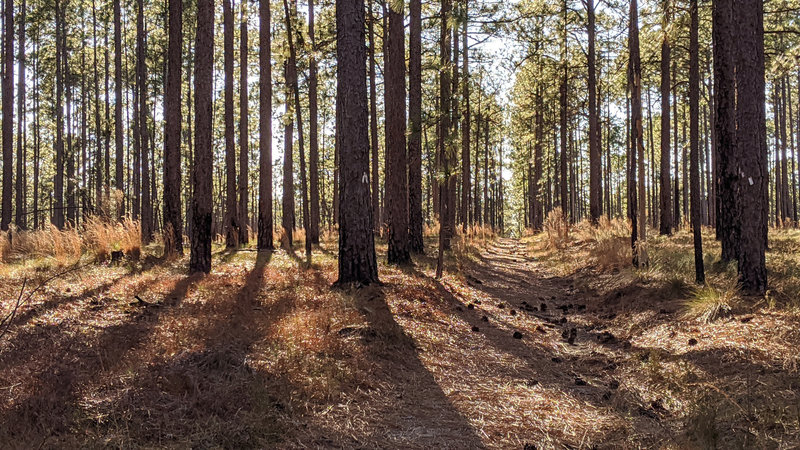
[460,2,470,232]
[629,0,648,267]
[283,0,310,259]
[308,0,320,244]
[164,0,183,257]
[258,0,273,250]
[190,0,214,274]
[222,0,239,247]
[407,0,423,252]
[385,0,409,264]
[137,0,153,242]
[689,0,704,283]
[15,0,26,229]
[53,0,65,229]
[33,37,40,229]
[113,0,124,219]
[587,0,601,224]
[2,0,14,230]
[239,5,250,244]
[436,0,453,278]
[368,0,380,234]
[659,1,672,235]
[335,0,379,285]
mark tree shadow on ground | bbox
[328,283,487,448]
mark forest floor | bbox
[1,225,799,448]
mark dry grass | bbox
[683,281,741,323]
[0,217,142,265]
[2,221,800,448]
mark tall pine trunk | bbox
[689,0,704,283]
[239,5,250,245]
[713,0,738,260]
[113,0,124,219]
[407,0,423,252]
[587,0,601,224]
[190,0,215,274]
[223,0,240,247]
[735,0,767,293]
[460,2,470,231]
[164,0,183,257]
[385,0,409,264]
[308,0,320,244]
[258,0,273,250]
[335,0,379,285]
[659,0,672,235]
[2,0,14,231]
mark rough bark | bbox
[53,0,65,229]
[308,0,320,244]
[587,0,601,224]
[164,0,184,257]
[460,2,470,231]
[659,0,673,235]
[258,0,274,250]
[335,0,379,285]
[114,0,124,219]
[368,0,380,234]
[407,0,423,252]
[223,0,240,248]
[239,7,250,245]
[2,0,14,231]
[190,0,214,274]
[385,0,409,264]
[689,0,704,283]
[15,0,26,229]
[713,0,738,260]
[629,0,648,267]
[436,0,453,278]
[734,0,767,294]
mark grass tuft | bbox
[683,282,740,323]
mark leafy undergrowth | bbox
[0,223,798,448]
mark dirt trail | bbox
[300,238,662,448]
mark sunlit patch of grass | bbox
[683,281,740,323]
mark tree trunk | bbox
[2,0,14,230]
[460,2,470,231]
[283,0,310,259]
[713,0,738,259]
[335,0,379,285]
[308,0,320,244]
[258,0,273,250]
[734,0,767,294]
[137,0,153,241]
[113,0,124,219]
[239,5,250,244]
[15,0,26,229]
[689,0,704,283]
[629,0,648,267]
[385,0,409,264]
[53,0,65,229]
[368,0,380,234]
[407,0,423,252]
[587,0,601,224]
[190,0,214,274]
[281,61,295,246]
[164,0,183,257]
[436,0,453,279]
[659,1,673,235]
[223,0,239,247]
